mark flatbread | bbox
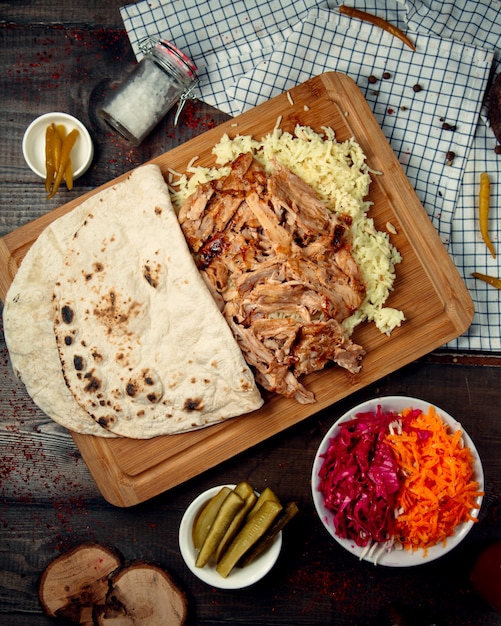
[51,164,263,438]
[3,164,262,438]
[3,191,117,436]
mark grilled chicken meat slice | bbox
[178,154,366,403]
[268,161,332,245]
[226,316,316,404]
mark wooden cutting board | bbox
[0,72,474,506]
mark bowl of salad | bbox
[311,396,484,566]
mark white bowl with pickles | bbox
[179,483,297,589]
[22,111,94,185]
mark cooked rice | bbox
[170,124,404,336]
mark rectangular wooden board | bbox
[0,72,474,506]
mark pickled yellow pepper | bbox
[44,125,56,193]
[47,128,79,200]
[52,127,62,179]
[479,172,496,259]
[55,125,74,191]
[472,272,501,291]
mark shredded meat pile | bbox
[178,153,366,404]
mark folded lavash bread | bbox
[3,193,118,437]
[4,164,263,439]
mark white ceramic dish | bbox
[22,112,94,180]
[311,396,484,567]
[179,484,282,589]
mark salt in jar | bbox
[99,39,197,146]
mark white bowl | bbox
[179,484,282,589]
[22,112,94,180]
[311,396,484,567]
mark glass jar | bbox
[99,39,197,146]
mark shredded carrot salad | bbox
[386,406,483,554]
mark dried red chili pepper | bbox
[339,5,416,52]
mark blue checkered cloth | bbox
[121,0,501,351]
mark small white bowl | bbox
[311,396,484,567]
[179,484,282,589]
[22,112,94,180]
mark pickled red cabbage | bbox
[317,406,402,547]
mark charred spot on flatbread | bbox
[73,355,85,371]
[83,371,102,393]
[239,376,254,391]
[124,368,163,405]
[92,289,141,333]
[126,382,137,397]
[61,305,74,324]
[91,348,103,363]
[97,415,114,428]
[184,398,204,412]
[142,261,162,289]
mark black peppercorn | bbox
[412,84,422,92]
[383,72,391,79]
[368,75,378,84]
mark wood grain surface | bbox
[1,4,500,625]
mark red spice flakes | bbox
[287,564,339,599]
[51,496,93,553]
[177,99,220,131]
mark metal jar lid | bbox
[140,38,197,82]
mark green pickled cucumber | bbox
[233,481,254,501]
[192,486,232,550]
[215,491,258,563]
[239,501,299,567]
[216,499,282,578]
[195,490,244,568]
[247,487,280,518]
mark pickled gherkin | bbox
[195,490,244,568]
[192,486,232,550]
[216,499,282,578]
[215,491,257,563]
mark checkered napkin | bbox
[121,0,501,351]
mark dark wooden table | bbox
[1,2,500,625]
